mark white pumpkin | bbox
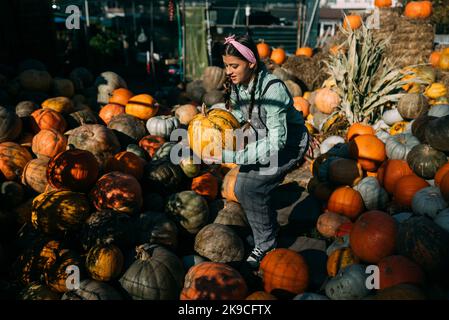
[428,104,449,118]
[320,135,345,155]
[385,133,420,160]
[434,208,449,233]
[373,119,390,131]
[354,177,389,210]
[375,130,390,144]
[412,187,448,219]
[325,264,370,300]
[382,109,404,126]
[146,115,180,139]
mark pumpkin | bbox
[375,0,392,7]
[86,244,124,281]
[328,158,363,186]
[21,282,61,300]
[397,93,429,120]
[18,69,52,92]
[428,104,449,118]
[429,51,442,67]
[30,108,67,134]
[165,191,209,234]
[194,223,244,263]
[0,142,33,181]
[188,104,240,159]
[52,78,75,98]
[325,264,369,300]
[65,124,120,169]
[126,144,147,160]
[246,291,277,300]
[119,244,184,300]
[439,53,449,71]
[293,292,329,300]
[440,172,449,202]
[180,261,247,300]
[0,106,22,143]
[31,190,91,235]
[221,165,239,202]
[389,121,408,135]
[136,211,178,250]
[150,141,177,161]
[354,177,389,210]
[144,160,186,195]
[107,113,147,146]
[435,163,449,186]
[81,210,133,251]
[69,67,94,93]
[174,104,199,125]
[349,134,386,171]
[95,71,127,105]
[90,171,142,215]
[385,133,420,160]
[350,210,397,263]
[31,129,67,159]
[191,172,219,200]
[382,159,415,193]
[411,115,436,143]
[42,97,74,114]
[293,96,310,117]
[270,48,286,65]
[260,248,309,295]
[181,255,207,272]
[434,208,449,233]
[139,135,166,158]
[43,248,83,293]
[295,47,313,57]
[382,108,404,126]
[394,174,430,208]
[47,149,99,192]
[257,41,271,59]
[21,158,50,193]
[125,94,158,121]
[314,88,340,114]
[1,180,25,209]
[202,66,226,92]
[396,216,449,279]
[379,255,425,290]
[367,283,426,300]
[319,136,345,155]
[99,103,125,125]
[425,83,447,100]
[406,144,447,179]
[424,115,449,152]
[284,80,302,98]
[404,1,433,19]
[109,88,133,106]
[62,280,122,300]
[16,100,39,118]
[66,108,98,129]
[105,151,146,180]
[146,115,180,139]
[180,156,201,178]
[327,247,360,277]
[327,186,364,220]
[343,15,362,30]
[316,211,351,238]
[213,200,249,236]
[346,123,375,141]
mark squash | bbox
[327,186,364,220]
[44,248,82,293]
[21,158,50,193]
[385,133,420,160]
[397,93,429,120]
[393,175,430,208]
[62,280,122,300]
[411,115,436,143]
[86,244,124,281]
[0,142,33,181]
[66,108,98,129]
[180,262,247,300]
[95,71,127,106]
[98,103,125,125]
[412,186,447,219]
[295,47,313,57]
[429,51,442,67]
[139,135,166,158]
[146,115,180,139]
[343,15,362,30]
[389,121,408,135]
[16,100,39,118]
[119,244,184,300]
[126,144,148,160]
[425,83,447,100]
[293,96,310,117]
[439,53,449,71]
[194,223,244,263]
[319,135,345,155]
[107,113,147,146]
[221,165,239,202]
[328,158,363,186]
[260,248,309,295]
[346,123,375,141]
[0,106,22,143]
[174,104,199,126]
[30,108,67,134]
[327,247,360,277]
[31,129,67,159]
[109,88,133,106]
[435,163,449,186]
[349,134,386,171]
[350,210,397,263]
[316,211,351,238]
[314,88,340,114]
[125,94,158,121]
[136,211,178,250]
[42,97,74,114]
[404,1,433,19]
[257,40,271,59]
[104,151,146,180]
[179,156,202,178]
[382,109,404,126]
[325,264,370,300]
[382,159,415,193]
[213,200,249,236]
[424,115,449,152]
[406,144,447,179]
[428,104,449,118]
[353,177,389,210]
[191,172,219,200]
[270,48,287,65]
[144,160,186,195]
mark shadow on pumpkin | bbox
[186,275,247,300]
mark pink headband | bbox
[224,35,257,64]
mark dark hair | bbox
[222,34,261,125]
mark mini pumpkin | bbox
[314,88,340,114]
[316,211,351,238]
[125,94,158,120]
[30,108,67,133]
[327,247,360,277]
[31,129,67,159]
[42,97,74,114]
[86,244,124,281]
[146,115,180,139]
[98,103,125,125]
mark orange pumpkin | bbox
[30,109,67,134]
[109,88,134,106]
[125,94,158,120]
[343,15,362,30]
[440,172,449,203]
[99,103,125,125]
[293,96,310,117]
[257,41,271,59]
[139,135,166,158]
[375,0,392,7]
[349,134,386,171]
[439,54,449,71]
[0,142,33,181]
[404,1,432,19]
[429,51,442,68]
[382,159,414,193]
[393,175,429,207]
[22,158,50,193]
[378,255,425,290]
[327,186,364,220]
[31,129,67,159]
[295,47,313,58]
[316,211,351,238]
[221,165,239,203]
[346,123,375,141]
[260,248,309,295]
[104,151,146,180]
[350,210,397,263]
[329,45,346,56]
[270,48,287,65]
[246,291,277,300]
[191,172,219,200]
[314,88,340,114]
[435,162,449,186]
[327,247,360,277]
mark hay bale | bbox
[282,53,329,91]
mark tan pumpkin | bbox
[174,104,199,125]
[316,211,351,238]
[22,158,50,193]
[0,142,33,181]
[31,129,67,159]
[314,88,340,114]
[389,121,409,135]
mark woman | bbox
[206,34,309,268]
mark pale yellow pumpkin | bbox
[425,83,448,100]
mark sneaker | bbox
[246,247,267,269]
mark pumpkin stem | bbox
[201,103,207,116]
[136,244,153,261]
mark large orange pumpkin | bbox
[270,48,287,65]
[257,41,271,59]
[382,159,414,193]
[260,248,309,295]
[191,172,219,201]
[350,210,397,263]
[99,103,125,125]
[109,88,134,106]
[30,109,67,134]
[378,255,425,290]
[125,94,158,120]
[295,47,313,58]
[293,96,310,117]
[104,151,146,180]
[429,51,442,68]
[434,162,449,186]
[314,88,340,114]
[31,129,67,159]
[393,175,429,207]
[349,134,386,171]
[327,186,364,220]
[343,15,362,30]
[375,0,392,7]
[346,123,375,141]
[404,1,432,19]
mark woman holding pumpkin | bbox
[204,34,309,268]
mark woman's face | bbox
[223,55,255,85]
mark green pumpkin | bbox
[425,115,449,152]
[397,93,429,120]
[406,144,447,179]
[166,191,209,234]
[126,144,148,160]
[20,282,61,300]
[144,160,186,195]
[324,264,370,300]
[146,115,180,139]
[0,106,22,143]
[62,279,122,300]
[136,211,178,250]
[151,142,177,161]
[411,115,436,143]
[385,133,420,160]
[107,113,147,146]
[179,156,202,178]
